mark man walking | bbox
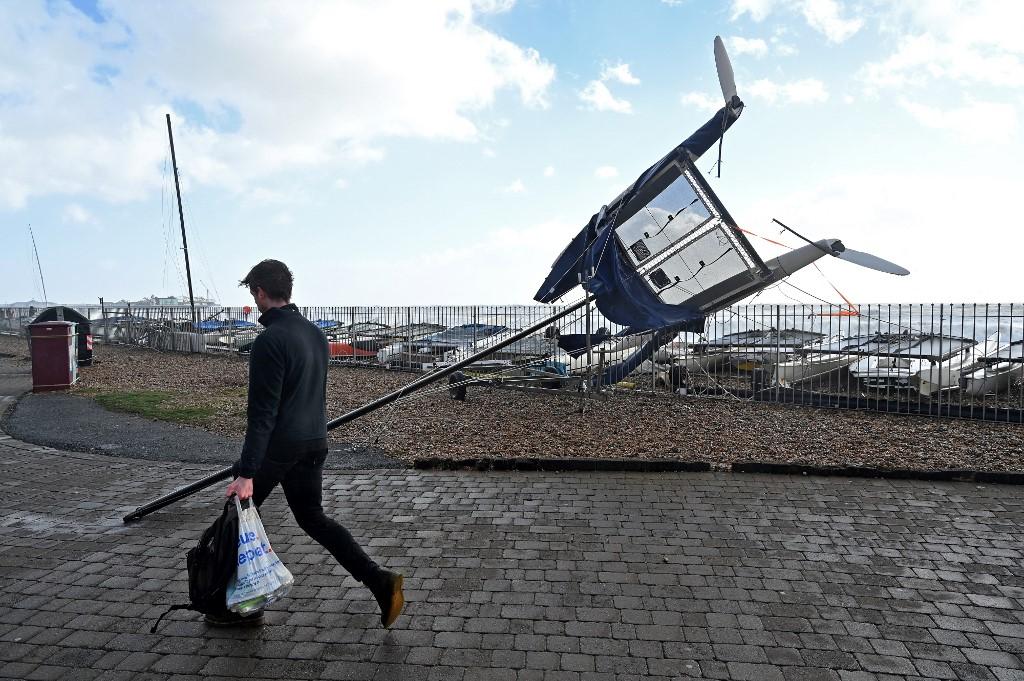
[213,259,404,628]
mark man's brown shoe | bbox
[370,570,404,628]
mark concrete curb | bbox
[412,456,1024,484]
[413,457,712,473]
[731,460,1024,485]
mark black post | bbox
[122,296,592,523]
[165,114,197,327]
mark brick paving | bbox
[0,435,1022,680]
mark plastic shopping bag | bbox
[226,496,294,614]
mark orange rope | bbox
[737,226,788,248]
[737,225,860,317]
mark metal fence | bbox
[2,302,1022,423]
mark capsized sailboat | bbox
[532,37,909,387]
[123,36,914,523]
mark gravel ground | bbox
[3,334,1023,472]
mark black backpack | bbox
[151,500,239,632]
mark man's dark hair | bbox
[240,259,293,301]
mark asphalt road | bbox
[1,392,404,471]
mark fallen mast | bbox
[122,296,592,523]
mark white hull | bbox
[959,362,1024,396]
[911,363,965,396]
[653,343,725,373]
[773,353,859,387]
[909,334,1006,396]
[849,356,923,389]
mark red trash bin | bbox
[28,321,79,392]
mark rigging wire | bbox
[28,224,48,305]
[181,197,223,304]
[158,152,189,298]
[166,199,188,297]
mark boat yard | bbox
[3,332,1020,473]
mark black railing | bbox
[2,302,1021,422]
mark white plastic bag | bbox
[226,496,294,614]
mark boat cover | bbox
[415,324,508,347]
[533,99,764,331]
[195,319,257,331]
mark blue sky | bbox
[1,0,1021,306]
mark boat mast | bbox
[28,224,48,306]
[124,295,594,522]
[165,114,197,326]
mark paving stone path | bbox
[0,435,1023,680]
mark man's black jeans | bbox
[251,448,378,584]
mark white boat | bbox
[849,333,976,390]
[695,328,825,372]
[377,323,508,369]
[911,333,1001,396]
[441,329,563,369]
[959,339,1024,396]
[565,332,657,375]
[651,335,716,368]
[773,333,891,387]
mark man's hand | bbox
[225,476,254,500]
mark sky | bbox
[1,0,1022,307]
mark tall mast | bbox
[165,113,197,326]
[28,224,48,305]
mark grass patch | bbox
[93,390,216,425]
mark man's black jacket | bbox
[235,304,328,478]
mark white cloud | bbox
[62,203,95,224]
[472,0,516,13]
[730,0,861,43]
[502,179,526,193]
[731,0,779,22]
[579,80,633,114]
[741,172,1021,303]
[900,99,1017,143]
[579,61,639,114]
[0,1,556,209]
[594,166,619,179]
[800,0,862,43]
[482,147,497,158]
[601,63,640,85]
[335,178,349,190]
[770,35,798,56]
[747,78,828,104]
[543,165,555,177]
[861,28,1024,93]
[680,91,724,113]
[727,36,768,58]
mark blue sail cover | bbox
[534,99,759,331]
